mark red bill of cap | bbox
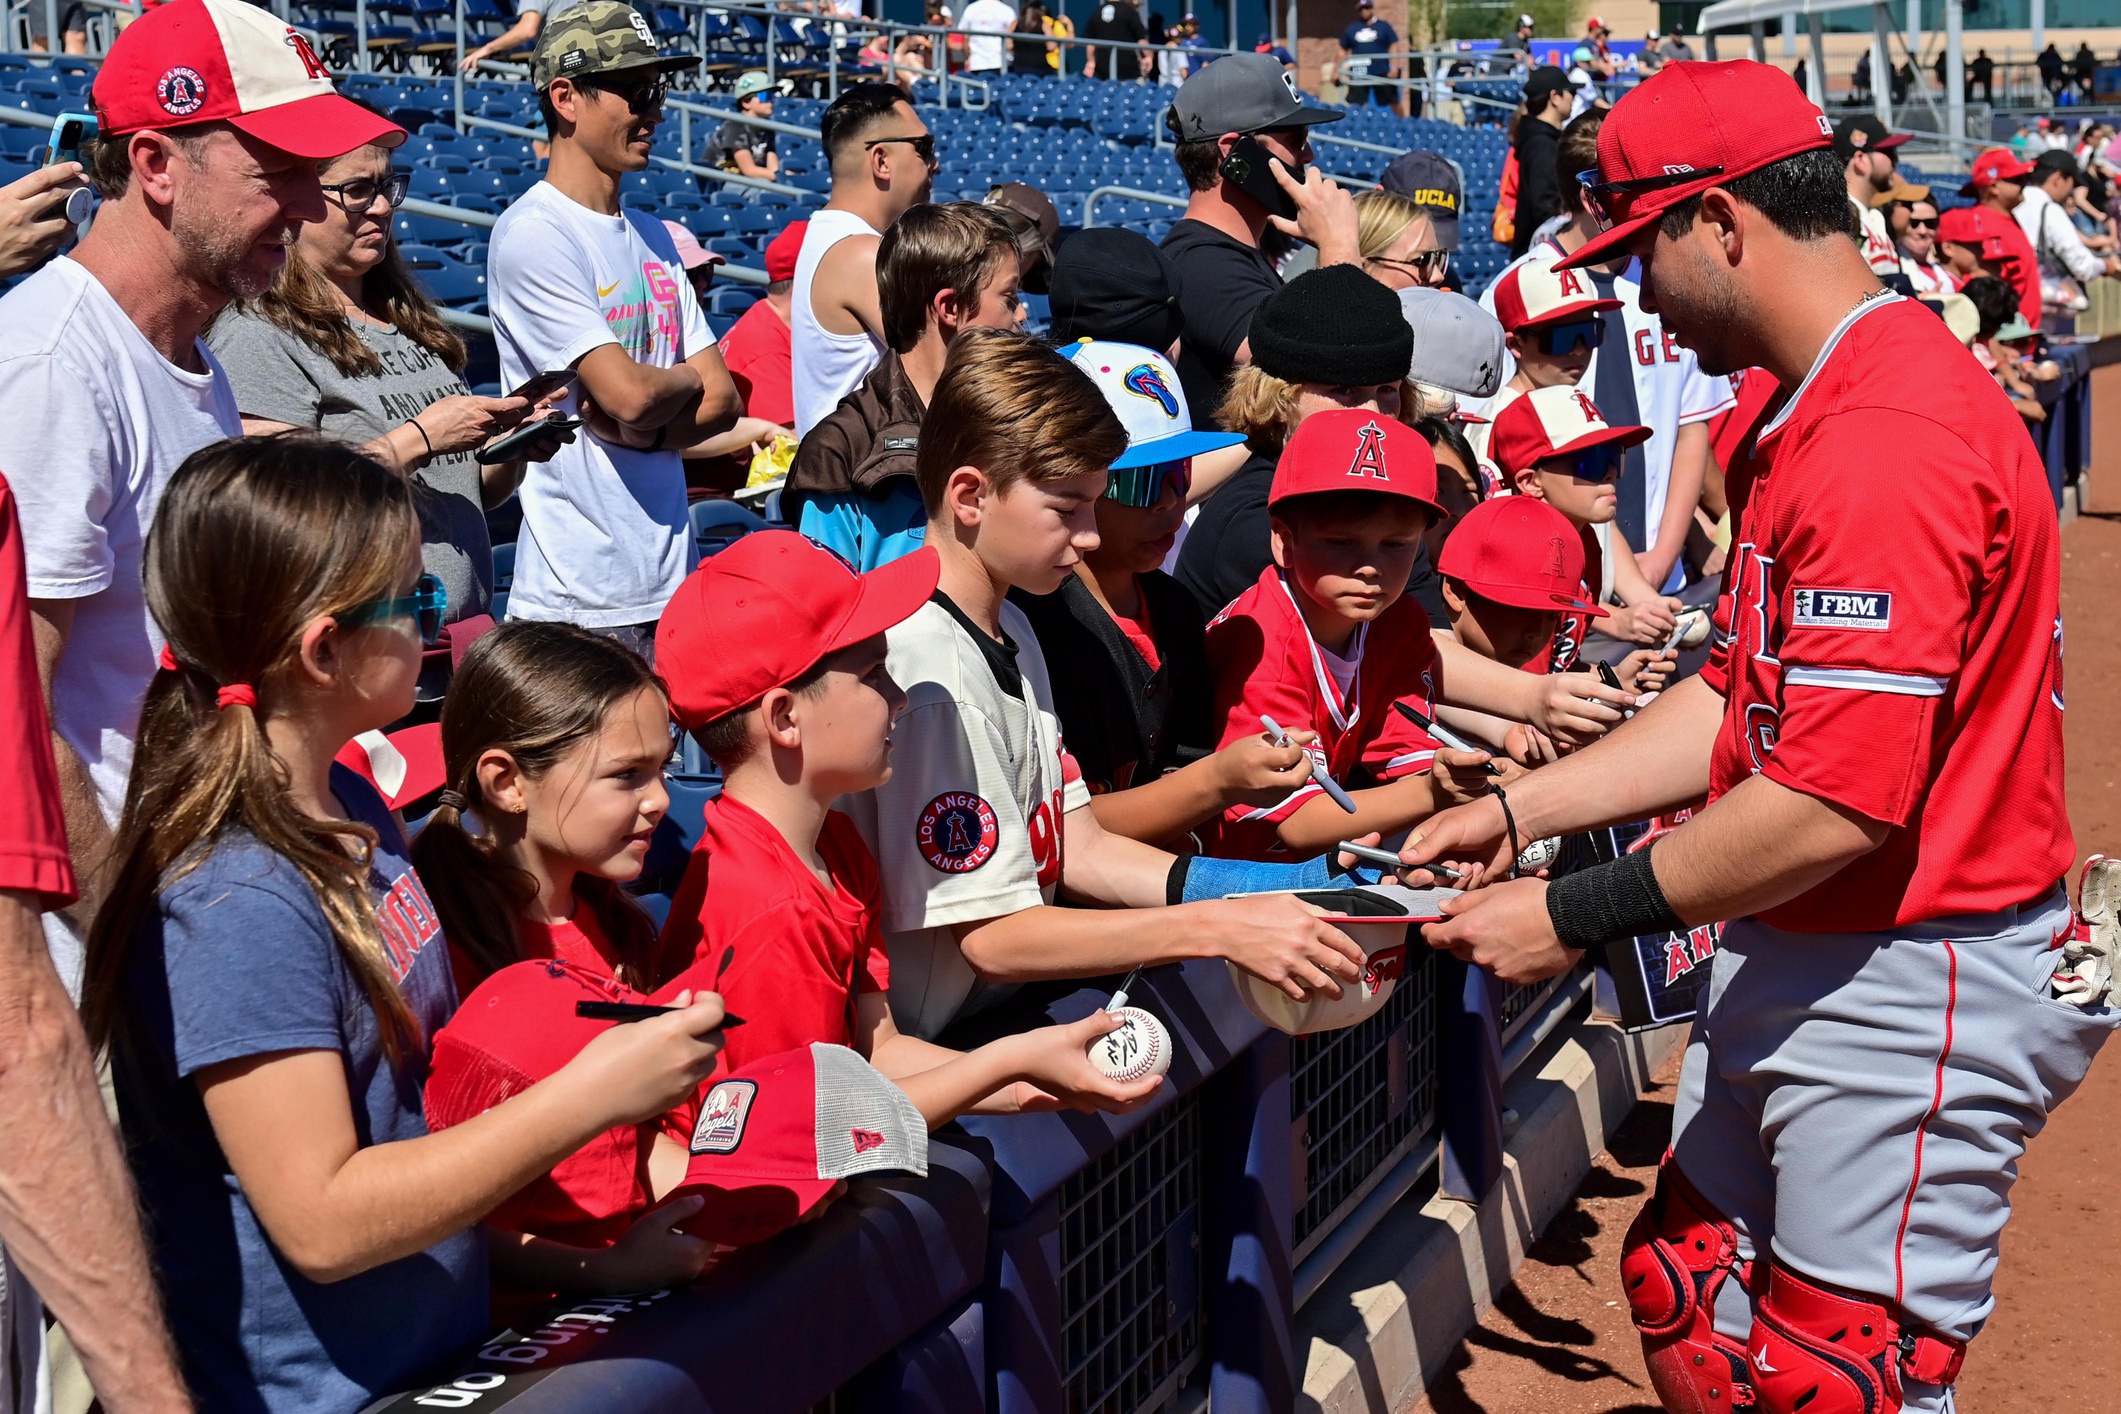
[1556,60,1833,271]
[95,0,404,157]
[1438,496,1608,617]
[1485,383,1652,480]
[1957,146,2034,196]
[657,531,940,730]
[764,220,808,282]
[1268,408,1444,517]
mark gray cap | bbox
[1165,52,1344,142]
[1380,150,1462,250]
[1398,287,1505,398]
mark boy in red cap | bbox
[1960,146,2042,323]
[652,530,1162,1120]
[718,220,806,430]
[1200,408,1513,861]
[1466,251,1623,488]
[1485,384,1675,675]
[1935,205,2020,290]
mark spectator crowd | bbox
[0,1,2099,1410]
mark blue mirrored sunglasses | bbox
[342,573,448,645]
[1536,318,1605,356]
[1554,447,1623,482]
[1105,459,1191,509]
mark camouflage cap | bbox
[532,1,701,90]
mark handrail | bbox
[450,108,813,202]
[665,97,820,142]
[1081,184,1186,227]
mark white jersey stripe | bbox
[1784,666,1948,697]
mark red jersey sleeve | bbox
[1205,603,1323,826]
[0,479,74,907]
[1752,411,1985,827]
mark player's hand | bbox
[1529,672,1634,746]
[1429,746,1495,804]
[1421,877,1583,985]
[580,1195,720,1292]
[997,1012,1164,1114]
[558,989,728,1128]
[1395,795,1518,889]
[1197,895,1365,1000]
[1266,156,1360,264]
[0,163,82,280]
[1211,728,1315,807]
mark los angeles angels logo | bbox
[1345,420,1389,480]
[1570,390,1604,425]
[284,28,328,79]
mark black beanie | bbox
[1049,228,1187,353]
[1248,264,1412,388]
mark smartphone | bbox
[1219,134,1301,222]
[574,1001,748,1026]
[475,414,582,465]
[42,111,95,225]
[507,369,579,405]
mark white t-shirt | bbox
[840,597,1091,1041]
[487,181,713,627]
[958,0,1016,70]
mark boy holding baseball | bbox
[653,531,1160,1128]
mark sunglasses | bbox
[865,132,938,163]
[1544,447,1622,482]
[1534,318,1604,356]
[342,574,448,645]
[320,172,410,212]
[1575,164,1724,233]
[595,73,671,115]
[1373,249,1452,282]
[1905,215,1938,229]
[1105,459,1191,508]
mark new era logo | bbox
[1790,586,1891,631]
[851,1129,887,1154]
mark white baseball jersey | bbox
[841,596,1091,1041]
[1852,197,1901,278]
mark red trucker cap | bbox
[424,960,659,1246]
[1557,60,1834,271]
[1268,408,1444,518]
[1485,384,1653,479]
[1957,146,2034,196]
[764,220,808,282]
[1438,495,1608,617]
[657,530,939,730]
[95,0,405,159]
[666,1042,929,1246]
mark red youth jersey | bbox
[1993,216,2043,326]
[0,476,73,906]
[1201,567,1438,859]
[718,298,794,428]
[1701,297,2069,932]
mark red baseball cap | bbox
[1268,408,1443,518]
[1936,205,2017,263]
[1556,60,1833,271]
[764,220,808,282]
[332,722,444,811]
[1490,253,1623,333]
[425,960,659,1246]
[1438,496,1608,617]
[94,0,405,159]
[656,530,939,730]
[1485,383,1652,478]
[665,1042,928,1246]
[1958,147,2034,196]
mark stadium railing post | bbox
[1201,1031,1298,1412]
[1436,955,1507,1203]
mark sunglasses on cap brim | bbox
[342,574,449,645]
[1105,459,1191,508]
[1575,164,1724,233]
[1533,317,1605,356]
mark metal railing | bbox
[1082,184,1186,227]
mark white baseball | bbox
[1089,1007,1172,1083]
[1516,836,1561,872]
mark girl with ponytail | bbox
[82,436,729,1414]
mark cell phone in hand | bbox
[1219,134,1302,222]
[507,369,579,405]
[475,414,582,465]
[41,111,94,225]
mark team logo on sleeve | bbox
[1790,586,1891,631]
[918,792,999,873]
[690,1079,758,1154]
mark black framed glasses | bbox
[1105,458,1191,508]
[320,172,410,212]
[864,132,937,163]
[1905,215,1938,229]
[342,574,448,645]
[1535,317,1605,356]
[1575,164,1724,232]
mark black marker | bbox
[574,1001,747,1027]
[1389,701,1505,776]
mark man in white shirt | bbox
[2014,148,2120,313]
[1833,116,1910,282]
[958,0,1015,73]
[0,0,405,1405]
[792,83,936,434]
[488,2,740,652]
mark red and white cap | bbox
[333,723,445,811]
[94,0,404,158]
[1485,383,1652,477]
[1490,252,1623,333]
[1957,146,2034,196]
[666,1042,929,1246]
[1936,205,2018,262]
[1267,408,1443,518]
[1557,60,1832,271]
[1437,496,1608,617]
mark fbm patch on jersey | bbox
[918,792,999,874]
[1790,586,1892,631]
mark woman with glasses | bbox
[1894,198,1950,295]
[208,134,569,700]
[1353,188,1451,292]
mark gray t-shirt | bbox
[207,308,492,624]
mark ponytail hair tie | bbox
[216,684,258,711]
[436,788,471,814]
[158,644,180,672]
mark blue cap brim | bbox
[1111,429,1249,469]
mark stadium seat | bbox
[690,497,764,557]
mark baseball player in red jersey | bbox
[1399,62,2111,1414]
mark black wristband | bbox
[1544,844,1685,952]
[1494,785,1521,880]
[404,418,434,460]
[1166,855,1192,908]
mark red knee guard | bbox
[1620,1156,1757,1411]
[1749,1264,1967,1414]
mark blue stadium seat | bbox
[690,497,764,557]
